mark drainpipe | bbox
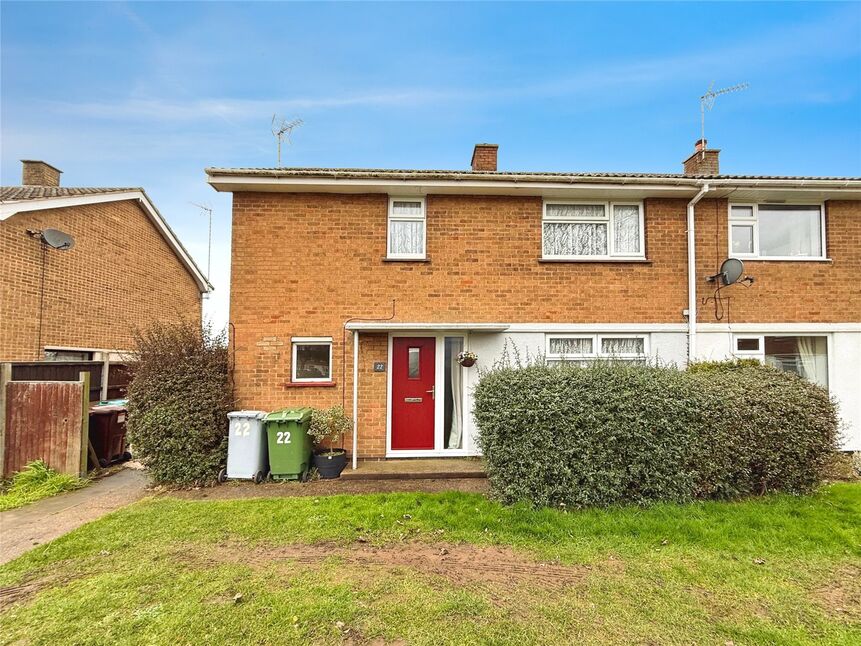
[686,183,709,363]
[352,331,359,470]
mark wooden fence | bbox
[0,366,90,478]
[10,361,129,403]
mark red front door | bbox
[391,337,435,450]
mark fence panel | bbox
[2,380,87,477]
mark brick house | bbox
[207,142,861,466]
[1,160,211,362]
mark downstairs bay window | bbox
[546,334,648,365]
[734,335,828,388]
[542,202,644,259]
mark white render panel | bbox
[696,330,861,452]
[831,333,861,452]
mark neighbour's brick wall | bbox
[694,198,861,323]
[229,191,860,457]
[0,199,202,360]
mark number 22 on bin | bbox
[234,420,251,436]
[276,431,291,444]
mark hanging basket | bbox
[457,351,478,368]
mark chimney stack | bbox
[21,160,62,187]
[682,139,719,176]
[471,143,498,172]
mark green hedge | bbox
[474,360,838,508]
[127,320,233,486]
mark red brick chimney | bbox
[471,143,498,172]
[682,139,720,176]
[21,160,62,186]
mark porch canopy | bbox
[345,322,510,332]
[346,322,509,468]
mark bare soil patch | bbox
[813,564,861,621]
[173,540,585,591]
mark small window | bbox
[728,204,825,259]
[44,348,94,361]
[387,197,426,259]
[543,202,643,259]
[736,337,760,352]
[546,334,648,364]
[291,338,332,382]
[407,347,420,379]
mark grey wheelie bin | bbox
[219,411,269,484]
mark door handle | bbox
[426,385,435,400]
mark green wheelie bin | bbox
[264,407,313,481]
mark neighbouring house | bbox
[207,141,860,466]
[1,160,211,362]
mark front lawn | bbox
[1,484,859,645]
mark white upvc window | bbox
[291,337,333,382]
[733,334,829,389]
[387,197,426,259]
[546,334,649,364]
[728,203,826,260]
[542,201,644,259]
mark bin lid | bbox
[97,399,129,407]
[264,407,313,423]
[227,410,267,420]
[90,405,126,414]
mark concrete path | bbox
[0,467,149,565]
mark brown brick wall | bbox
[693,198,861,323]
[0,199,202,360]
[229,191,860,457]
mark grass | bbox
[1,483,859,645]
[0,461,88,512]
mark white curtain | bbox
[601,337,645,355]
[447,339,463,449]
[796,336,828,388]
[543,222,608,256]
[389,220,424,255]
[549,337,593,355]
[613,205,641,254]
[546,204,605,219]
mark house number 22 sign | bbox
[373,362,386,372]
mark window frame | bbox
[727,202,827,261]
[291,337,333,383]
[542,200,645,260]
[387,196,427,260]
[732,334,830,389]
[545,333,649,362]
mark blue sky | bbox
[2,1,860,328]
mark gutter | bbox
[686,183,710,362]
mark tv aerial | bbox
[271,115,303,167]
[700,82,749,158]
[39,228,75,251]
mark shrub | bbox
[126,320,233,486]
[308,406,352,454]
[688,358,762,373]
[474,359,838,508]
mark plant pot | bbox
[458,357,477,367]
[313,449,348,479]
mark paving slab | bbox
[0,467,149,565]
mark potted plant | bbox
[308,406,351,479]
[457,350,478,368]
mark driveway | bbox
[0,466,149,565]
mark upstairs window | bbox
[542,202,644,259]
[387,197,426,259]
[729,204,825,259]
[546,334,648,365]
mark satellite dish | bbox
[719,257,744,286]
[40,229,75,251]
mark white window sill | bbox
[382,256,430,263]
[539,257,651,264]
[735,256,832,263]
